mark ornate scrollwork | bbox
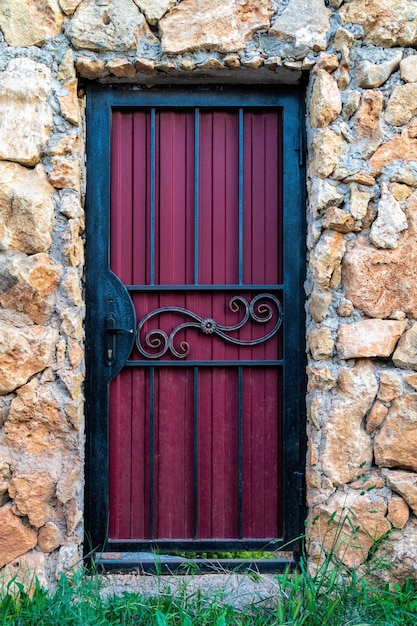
[136,293,282,359]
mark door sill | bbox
[94,551,296,574]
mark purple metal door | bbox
[108,107,283,546]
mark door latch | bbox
[106,313,134,366]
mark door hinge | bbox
[295,133,306,167]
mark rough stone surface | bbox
[68,0,154,52]
[269,0,330,52]
[356,52,402,89]
[0,504,38,568]
[310,70,342,128]
[309,129,344,179]
[308,326,334,360]
[160,0,272,54]
[0,59,52,166]
[0,252,61,324]
[387,494,409,529]
[384,470,417,516]
[400,55,417,83]
[385,84,417,127]
[375,394,417,472]
[9,473,55,528]
[0,162,55,255]
[378,370,403,402]
[310,230,346,288]
[321,361,377,486]
[343,195,417,319]
[310,489,391,568]
[370,122,417,176]
[38,522,63,553]
[366,400,388,434]
[134,0,175,25]
[339,0,417,48]
[0,0,64,47]
[353,90,384,158]
[337,320,407,359]
[393,324,417,370]
[0,320,58,395]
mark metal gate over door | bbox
[85,88,305,558]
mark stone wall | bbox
[0,0,417,586]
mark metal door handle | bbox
[106,313,134,366]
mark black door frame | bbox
[84,85,306,568]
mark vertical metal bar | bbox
[150,108,156,286]
[149,367,155,538]
[194,109,200,285]
[193,367,199,537]
[238,108,244,286]
[238,366,243,538]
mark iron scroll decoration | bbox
[136,293,283,359]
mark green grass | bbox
[1,559,417,625]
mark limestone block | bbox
[337,299,353,317]
[343,197,417,319]
[378,370,404,402]
[135,58,156,74]
[3,551,48,594]
[106,59,136,78]
[58,79,79,126]
[159,0,272,54]
[0,504,38,568]
[57,50,76,81]
[68,0,154,52]
[59,0,82,15]
[0,321,58,395]
[400,56,417,83]
[340,0,417,48]
[371,519,417,585]
[9,473,55,529]
[310,230,346,288]
[387,495,409,530]
[309,287,332,323]
[308,178,344,215]
[353,90,383,158]
[0,59,52,167]
[38,522,63,553]
[322,207,356,233]
[49,157,81,192]
[313,54,339,74]
[0,252,61,325]
[269,0,330,52]
[391,183,413,202]
[384,469,417,515]
[349,185,374,220]
[75,57,110,79]
[0,162,55,254]
[308,326,334,360]
[134,0,176,24]
[356,52,402,89]
[370,184,408,250]
[62,270,83,307]
[0,0,63,47]
[321,361,377,485]
[385,84,417,127]
[393,324,417,370]
[307,365,336,392]
[342,90,361,121]
[366,400,388,434]
[375,394,417,472]
[370,122,417,176]
[7,379,68,434]
[310,489,391,568]
[309,128,344,179]
[0,461,11,507]
[310,70,341,128]
[342,172,376,186]
[337,320,406,360]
